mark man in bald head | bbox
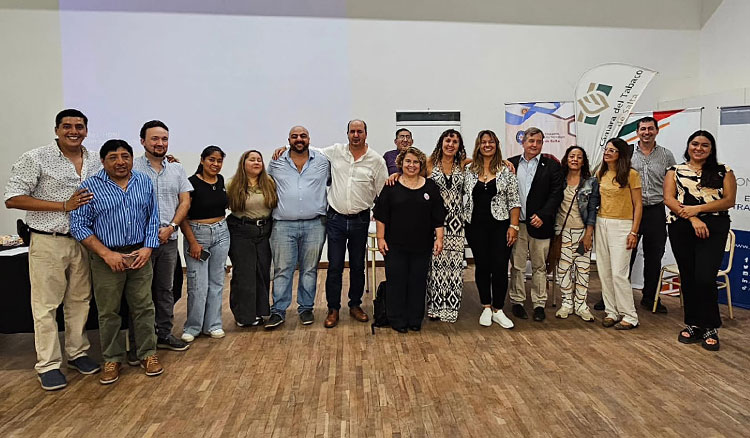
[265,126,331,329]
[271,120,388,328]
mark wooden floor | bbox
[1,268,749,438]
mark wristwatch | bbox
[509,224,520,231]
[170,222,179,231]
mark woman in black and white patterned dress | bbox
[426,129,470,323]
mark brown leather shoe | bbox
[99,362,121,385]
[140,354,164,376]
[349,306,369,322]
[324,309,339,328]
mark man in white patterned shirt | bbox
[4,109,102,390]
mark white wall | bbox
[0,7,709,236]
[698,0,750,96]
[348,20,699,152]
[0,9,64,233]
[659,0,750,136]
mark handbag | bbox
[546,187,579,274]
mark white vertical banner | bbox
[574,63,657,171]
[718,106,750,309]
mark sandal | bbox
[614,321,638,330]
[678,326,704,344]
[701,328,720,351]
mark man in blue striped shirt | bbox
[70,139,163,385]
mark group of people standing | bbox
[4,112,390,390]
[4,109,736,392]
[374,118,736,352]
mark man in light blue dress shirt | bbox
[265,126,330,329]
[132,120,193,353]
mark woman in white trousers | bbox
[595,138,642,330]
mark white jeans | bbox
[595,217,639,326]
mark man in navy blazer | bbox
[507,127,563,322]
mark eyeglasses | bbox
[604,148,619,154]
[397,135,412,140]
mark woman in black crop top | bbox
[180,146,230,342]
[374,147,446,333]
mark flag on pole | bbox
[574,63,657,170]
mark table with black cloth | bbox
[0,247,184,334]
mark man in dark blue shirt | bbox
[70,139,163,385]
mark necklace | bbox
[401,177,420,189]
[198,173,218,190]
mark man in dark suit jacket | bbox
[507,127,563,322]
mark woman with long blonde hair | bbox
[464,130,521,328]
[226,150,278,328]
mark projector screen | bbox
[60,10,354,172]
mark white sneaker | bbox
[491,310,514,329]
[479,308,492,326]
[555,306,573,319]
[576,308,595,322]
[181,333,195,343]
[208,329,225,339]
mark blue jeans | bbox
[183,219,230,336]
[325,208,369,310]
[269,216,327,318]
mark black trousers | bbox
[630,203,667,304]
[466,219,512,309]
[668,215,729,329]
[384,247,431,329]
[227,216,272,324]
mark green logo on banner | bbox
[577,83,613,125]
